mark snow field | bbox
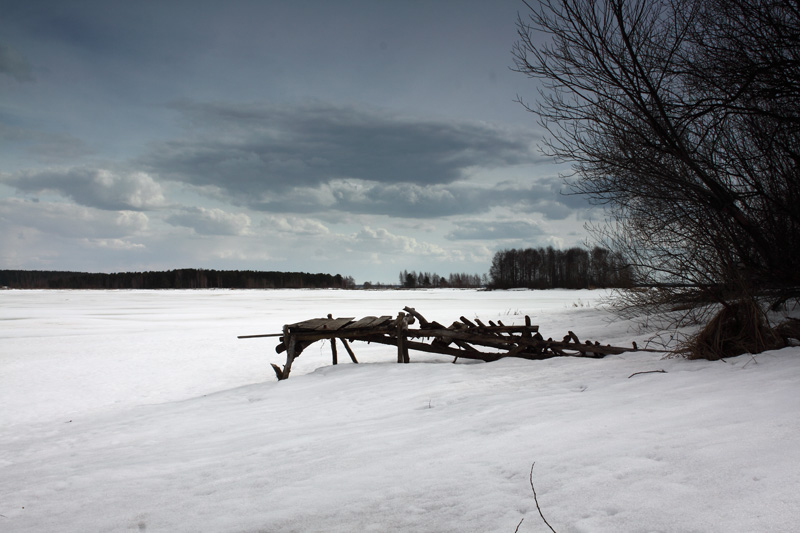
[1,289,798,532]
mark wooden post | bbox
[326,314,338,365]
[280,325,296,380]
[396,312,410,363]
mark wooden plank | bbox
[343,315,393,329]
[318,317,356,331]
[343,316,377,329]
[288,317,330,330]
[290,317,355,331]
[373,315,395,327]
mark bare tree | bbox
[513,0,800,355]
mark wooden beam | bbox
[238,332,283,339]
[362,334,503,362]
[460,316,478,328]
[341,338,358,363]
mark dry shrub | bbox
[680,298,784,360]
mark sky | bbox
[0,0,597,284]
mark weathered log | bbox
[402,307,431,327]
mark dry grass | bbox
[679,298,784,360]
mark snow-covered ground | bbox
[1,289,798,532]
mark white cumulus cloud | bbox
[2,167,166,211]
[165,207,251,236]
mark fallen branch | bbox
[627,369,667,378]
[529,462,557,533]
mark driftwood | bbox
[239,307,649,380]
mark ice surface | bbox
[1,289,798,532]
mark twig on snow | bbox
[514,517,524,533]
[742,353,759,369]
[627,369,667,378]
[529,462,557,533]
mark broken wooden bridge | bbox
[239,307,644,380]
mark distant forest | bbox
[489,247,632,289]
[395,270,485,289]
[0,269,355,290]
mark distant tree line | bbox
[0,269,355,289]
[398,270,486,289]
[488,247,631,289]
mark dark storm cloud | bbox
[0,44,35,82]
[141,101,588,220]
[144,101,541,197]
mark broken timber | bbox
[239,307,646,380]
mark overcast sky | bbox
[0,0,596,284]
